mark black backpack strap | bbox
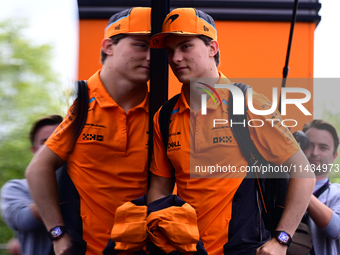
[74,80,88,142]
[228,83,268,210]
[158,93,181,177]
[229,83,290,235]
[228,83,263,173]
[159,94,181,151]
[56,80,88,254]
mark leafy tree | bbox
[0,18,64,249]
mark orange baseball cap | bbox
[104,7,151,38]
[151,8,217,48]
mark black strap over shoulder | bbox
[228,83,275,173]
[314,182,330,198]
[228,83,261,168]
[158,93,181,178]
[159,93,181,153]
[229,82,271,179]
[74,80,88,142]
[228,83,289,235]
[55,80,88,254]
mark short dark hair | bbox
[303,119,339,154]
[29,115,63,147]
[197,35,220,67]
[100,34,128,64]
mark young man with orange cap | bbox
[147,8,315,255]
[26,7,151,255]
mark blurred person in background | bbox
[303,119,340,255]
[1,115,63,255]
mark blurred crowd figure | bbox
[302,120,340,255]
[1,115,63,255]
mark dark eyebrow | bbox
[132,38,149,44]
[165,39,193,51]
[311,142,330,148]
[319,143,330,148]
[177,39,192,46]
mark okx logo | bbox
[82,133,104,141]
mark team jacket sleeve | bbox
[110,199,147,251]
[0,180,44,231]
[150,108,173,178]
[147,195,204,254]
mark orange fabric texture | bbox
[110,202,147,251]
[147,203,199,254]
[46,70,149,255]
[104,7,151,38]
[150,72,300,255]
[151,8,217,48]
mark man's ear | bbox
[333,151,338,162]
[101,38,114,56]
[209,40,219,57]
[30,146,37,154]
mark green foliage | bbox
[0,18,64,247]
[0,19,62,140]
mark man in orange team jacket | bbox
[147,7,315,255]
[26,7,151,255]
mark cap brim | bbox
[127,31,151,34]
[150,32,200,48]
[105,30,151,39]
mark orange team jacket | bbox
[46,70,149,255]
[106,195,207,255]
[150,72,300,255]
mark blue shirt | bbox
[1,179,52,255]
[308,178,340,255]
